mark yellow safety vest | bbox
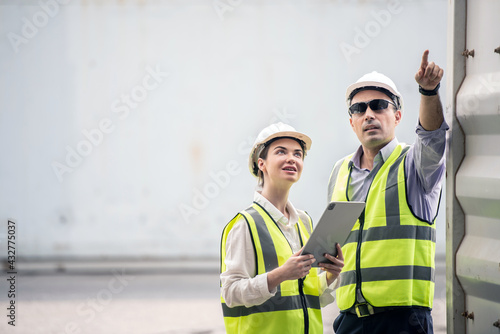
[329,144,436,311]
[220,202,323,334]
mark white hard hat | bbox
[345,71,403,111]
[248,122,312,177]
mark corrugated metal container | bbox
[447,0,500,333]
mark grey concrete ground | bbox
[0,257,446,334]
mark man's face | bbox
[349,90,402,151]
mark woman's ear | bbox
[257,158,265,173]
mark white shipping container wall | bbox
[0,0,447,259]
[447,0,500,333]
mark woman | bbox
[220,122,344,334]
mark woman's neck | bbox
[260,184,291,219]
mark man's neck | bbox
[360,138,395,170]
[360,148,379,171]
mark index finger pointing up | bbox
[420,49,430,71]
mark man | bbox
[327,50,447,334]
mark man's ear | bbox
[395,109,402,125]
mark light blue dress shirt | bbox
[330,120,448,223]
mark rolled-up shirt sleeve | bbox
[220,216,275,308]
[318,271,340,307]
[406,120,449,222]
[414,120,449,192]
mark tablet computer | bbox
[301,201,365,267]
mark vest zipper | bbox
[256,202,312,333]
[297,220,309,334]
[298,278,309,334]
[355,211,366,304]
[347,164,368,306]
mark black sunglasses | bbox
[348,99,397,116]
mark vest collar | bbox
[350,137,400,169]
[253,191,299,226]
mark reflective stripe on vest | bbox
[220,202,323,334]
[330,144,436,310]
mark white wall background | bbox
[0,0,448,260]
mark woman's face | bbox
[258,137,304,188]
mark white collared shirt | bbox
[220,191,338,308]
